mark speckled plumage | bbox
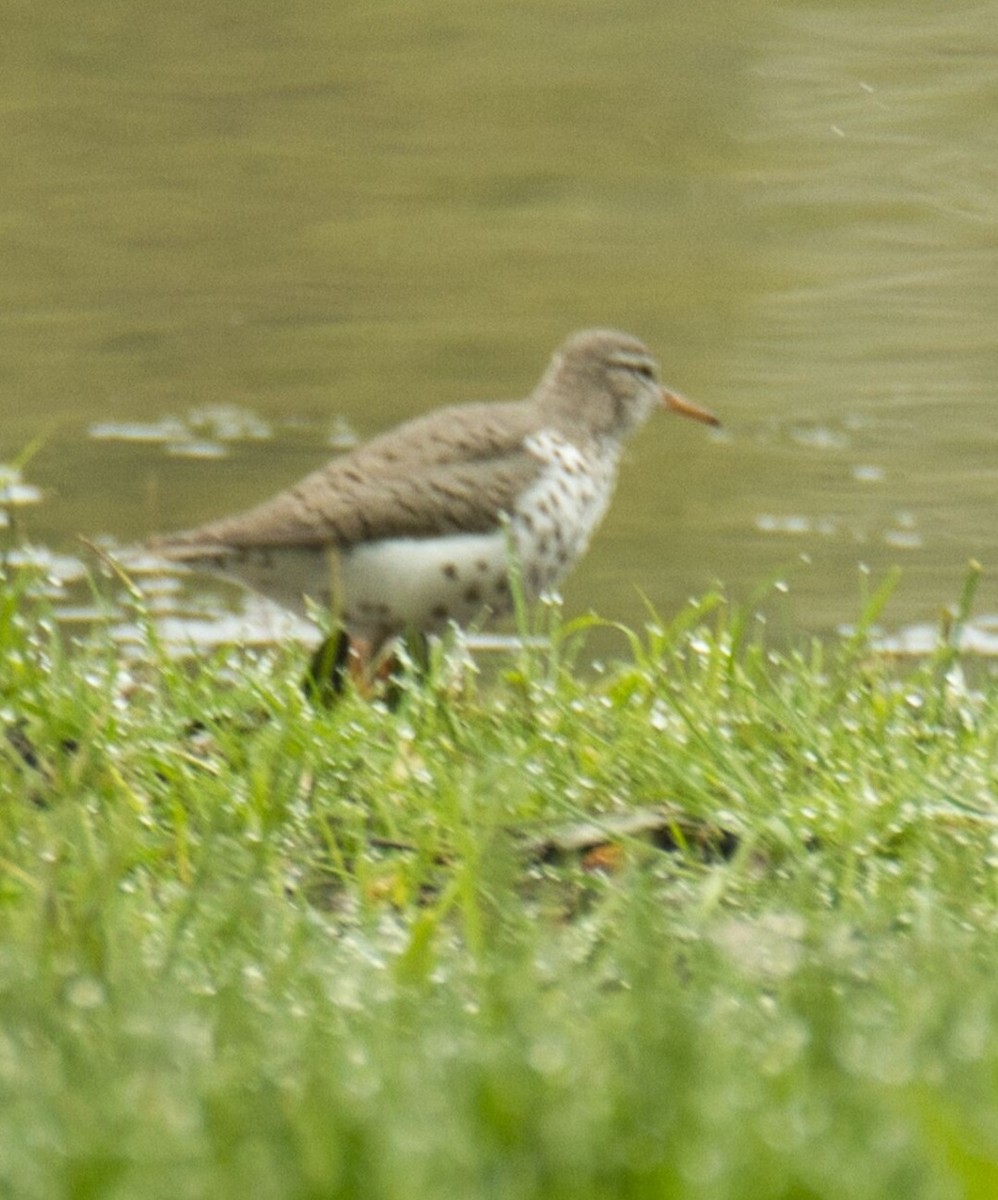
[150,329,718,656]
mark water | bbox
[2,0,996,653]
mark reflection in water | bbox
[756,514,838,537]
[0,466,44,509]
[2,538,318,656]
[88,404,275,460]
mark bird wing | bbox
[152,399,545,557]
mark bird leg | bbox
[302,627,360,703]
[304,629,411,705]
[378,629,430,709]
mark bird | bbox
[149,329,719,690]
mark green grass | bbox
[2,571,998,1199]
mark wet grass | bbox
[1,571,998,1199]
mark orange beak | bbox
[661,387,721,427]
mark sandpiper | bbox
[151,329,719,680]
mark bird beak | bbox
[661,388,721,427]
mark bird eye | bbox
[609,352,657,380]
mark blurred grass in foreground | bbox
[1,567,997,1200]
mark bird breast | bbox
[510,429,619,596]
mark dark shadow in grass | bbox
[3,717,80,806]
[522,805,741,869]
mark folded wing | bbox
[152,399,544,557]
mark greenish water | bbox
[2,0,997,647]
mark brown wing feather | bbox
[152,398,544,557]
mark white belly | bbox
[339,530,511,641]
